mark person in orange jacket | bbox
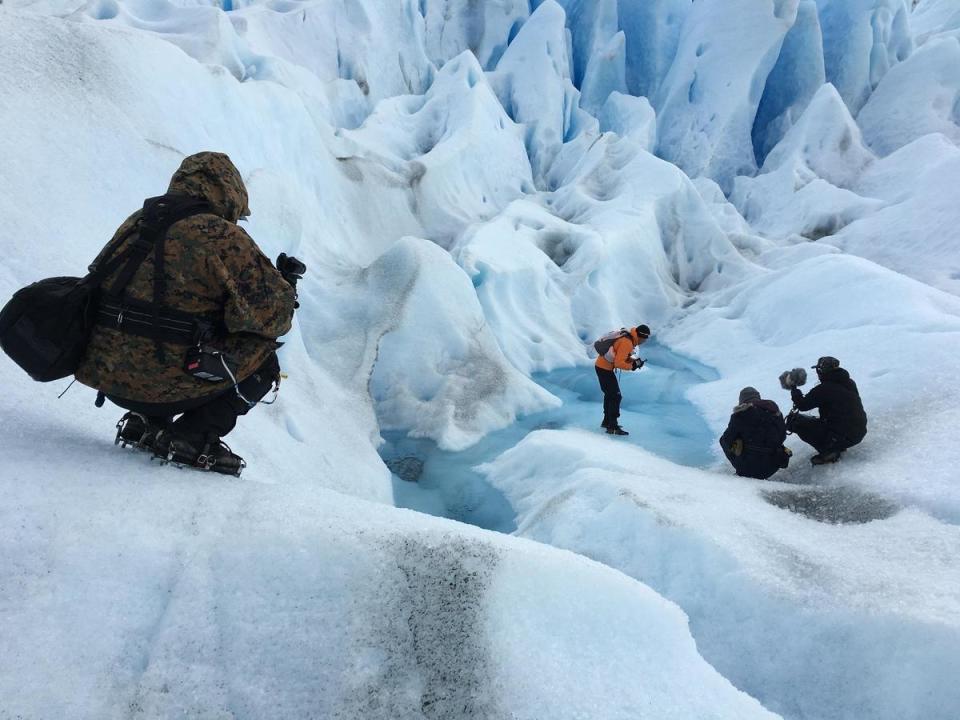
[595,324,650,435]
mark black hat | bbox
[738,386,761,404]
[812,356,840,371]
[635,324,650,338]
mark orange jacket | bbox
[595,327,641,371]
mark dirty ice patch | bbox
[0,455,781,720]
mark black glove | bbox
[276,253,306,288]
[632,358,645,371]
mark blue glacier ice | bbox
[382,343,719,532]
[752,0,826,166]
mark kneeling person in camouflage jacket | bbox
[75,152,299,474]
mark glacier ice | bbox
[814,0,913,114]
[731,83,880,240]
[857,36,960,156]
[368,237,557,451]
[3,0,960,718]
[597,90,657,151]
[751,0,826,166]
[654,0,799,192]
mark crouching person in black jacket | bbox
[720,387,791,479]
[787,356,867,465]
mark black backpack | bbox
[0,196,210,382]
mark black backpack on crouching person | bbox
[0,196,210,382]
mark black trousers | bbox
[596,366,622,428]
[788,413,853,455]
[109,353,280,444]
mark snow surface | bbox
[2,0,960,717]
[481,430,960,720]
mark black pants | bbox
[788,413,853,455]
[596,366,622,428]
[109,353,280,444]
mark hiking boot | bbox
[115,412,162,451]
[154,431,246,477]
[606,425,629,436]
[810,451,842,465]
[198,440,246,477]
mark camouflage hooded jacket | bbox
[75,152,296,404]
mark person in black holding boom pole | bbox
[780,356,867,465]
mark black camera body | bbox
[779,367,807,390]
[276,253,306,286]
[184,345,237,383]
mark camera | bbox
[276,253,306,287]
[779,367,807,390]
[184,344,237,383]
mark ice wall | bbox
[814,0,913,114]
[654,0,800,192]
[751,0,826,166]
[857,36,960,156]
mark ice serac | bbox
[419,0,530,70]
[579,30,628,115]
[617,0,690,100]
[751,0,826,166]
[339,50,533,245]
[654,0,800,193]
[731,84,879,240]
[235,0,436,104]
[814,0,913,114]
[490,0,594,188]
[548,0,635,114]
[68,0,255,81]
[598,91,657,152]
[911,0,960,45]
[830,134,960,295]
[549,0,620,89]
[452,199,605,374]
[455,132,750,375]
[368,237,557,452]
[857,36,960,156]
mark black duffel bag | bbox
[0,195,212,382]
[0,275,101,382]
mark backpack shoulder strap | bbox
[100,195,212,360]
[102,195,212,298]
[86,223,140,286]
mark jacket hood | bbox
[166,151,250,223]
[733,398,782,417]
[820,367,853,386]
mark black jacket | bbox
[719,399,789,479]
[791,368,867,443]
